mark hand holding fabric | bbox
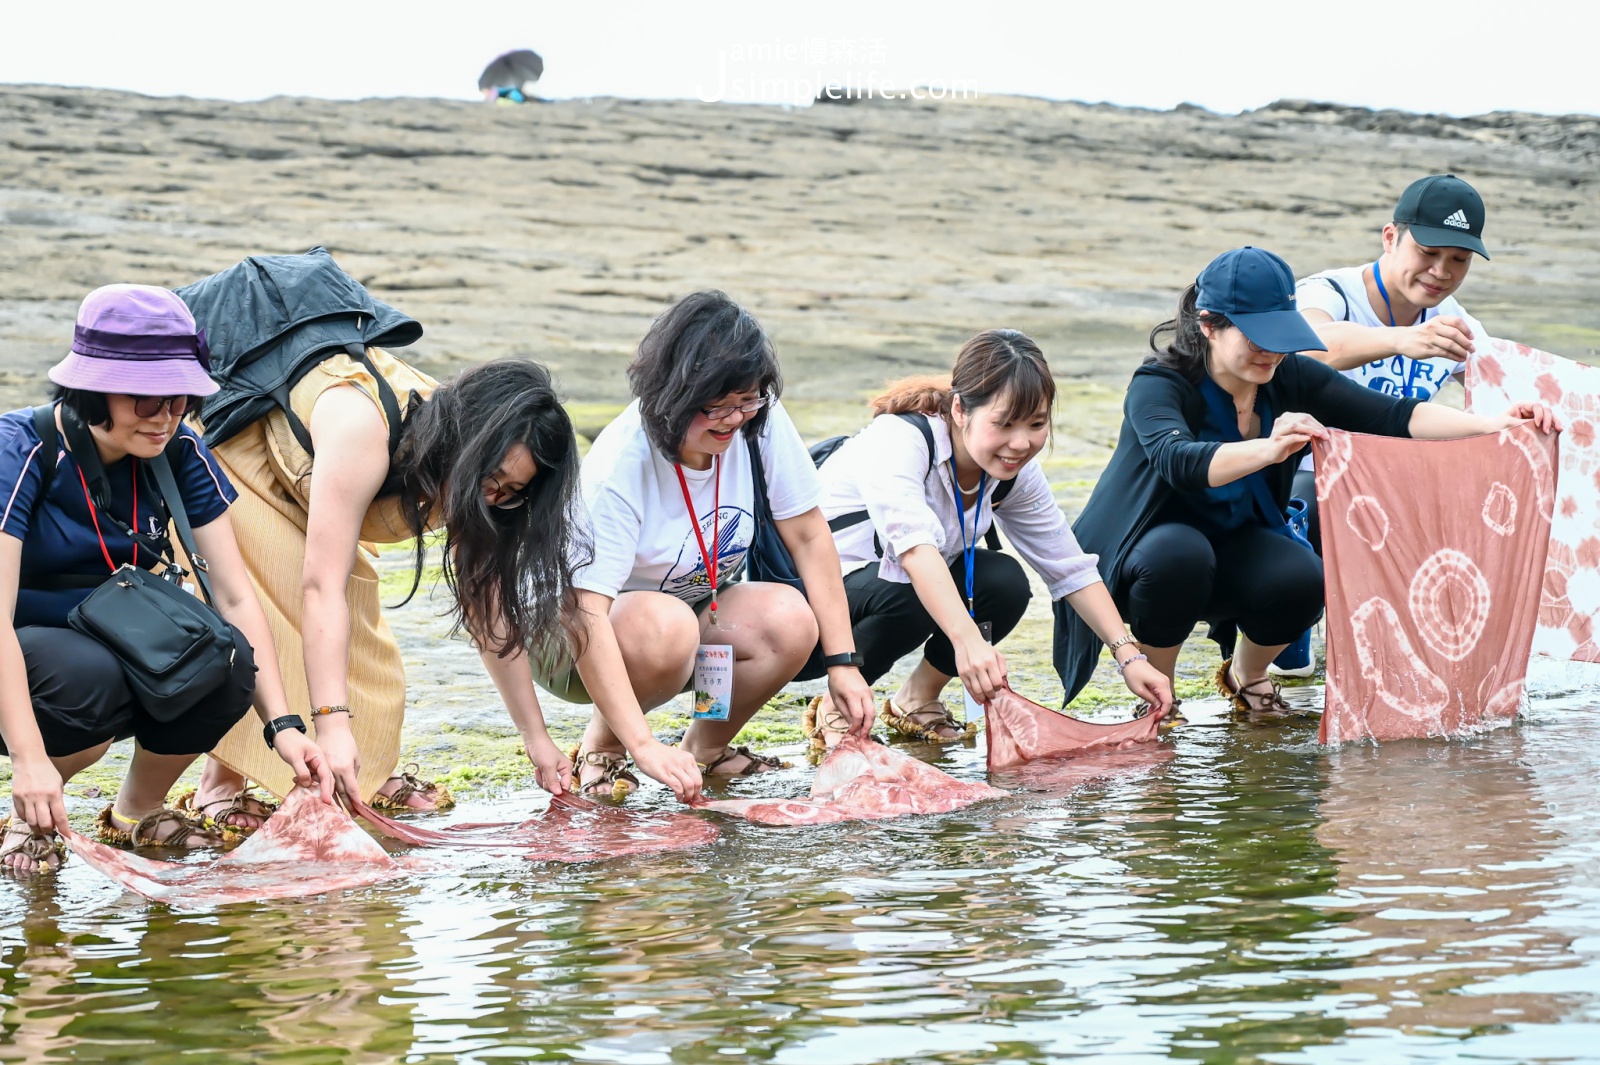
[315,724,363,800]
[1265,411,1328,463]
[524,733,572,796]
[956,632,1008,705]
[826,666,875,737]
[1398,315,1474,362]
[273,729,334,803]
[1120,659,1173,717]
[10,755,66,835]
[636,739,704,804]
[1502,401,1561,435]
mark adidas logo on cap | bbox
[1442,209,1471,230]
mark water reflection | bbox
[2,688,1598,1062]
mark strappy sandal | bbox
[801,695,856,763]
[369,764,456,813]
[1133,698,1189,731]
[0,816,67,875]
[95,805,241,850]
[569,746,639,802]
[699,745,791,778]
[1214,659,1298,724]
[878,696,978,743]
[174,786,279,834]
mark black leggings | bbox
[841,549,1032,683]
[1117,523,1323,649]
[0,626,252,758]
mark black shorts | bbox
[0,626,252,758]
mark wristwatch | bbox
[821,651,865,669]
[263,714,308,750]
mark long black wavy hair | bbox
[392,358,590,659]
[1145,283,1234,385]
[626,290,783,459]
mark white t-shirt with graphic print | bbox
[574,398,822,603]
[1296,264,1486,472]
[1296,264,1484,399]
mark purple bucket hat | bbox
[48,284,219,397]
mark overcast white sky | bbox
[2,0,1595,116]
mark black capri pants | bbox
[0,626,252,758]
[1116,523,1323,650]
[840,549,1032,684]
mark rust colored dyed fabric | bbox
[696,737,1005,825]
[348,791,719,860]
[1316,423,1556,744]
[1467,338,1600,662]
[985,686,1166,771]
[62,787,401,905]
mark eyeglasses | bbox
[130,395,190,419]
[482,472,531,510]
[700,396,771,422]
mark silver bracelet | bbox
[1106,633,1139,655]
[1114,652,1148,676]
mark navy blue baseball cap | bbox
[1195,247,1328,354]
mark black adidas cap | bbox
[1393,174,1490,260]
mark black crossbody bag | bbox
[31,405,256,722]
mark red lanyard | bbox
[672,455,721,620]
[76,461,140,572]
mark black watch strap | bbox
[263,714,308,750]
[821,651,864,669]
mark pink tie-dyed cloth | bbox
[62,787,401,905]
[696,737,1005,825]
[1467,337,1600,662]
[1316,423,1556,744]
[347,791,719,860]
[985,686,1166,771]
[65,787,721,904]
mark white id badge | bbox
[964,621,993,720]
[693,644,734,721]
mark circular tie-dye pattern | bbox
[1409,549,1493,662]
[1345,495,1390,551]
[1481,482,1518,537]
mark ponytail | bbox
[868,328,1055,424]
[1146,283,1230,385]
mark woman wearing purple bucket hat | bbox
[0,285,329,874]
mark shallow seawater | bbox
[4,668,1600,1064]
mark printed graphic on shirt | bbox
[1351,354,1458,398]
[659,505,753,600]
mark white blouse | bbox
[817,412,1102,600]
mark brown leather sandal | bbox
[1214,660,1297,723]
[175,786,279,834]
[569,746,639,802]
[95,805,241,849]
[878,696,978,743]
[0,817,67,875]
[699,745,790,778]
[369,764,456,812]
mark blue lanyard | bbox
[1372,260,1436,396]
[948,455,987,617]
[1371,260,1397,327]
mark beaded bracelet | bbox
[1114,652,1148,676]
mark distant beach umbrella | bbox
[478,49,544,92]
